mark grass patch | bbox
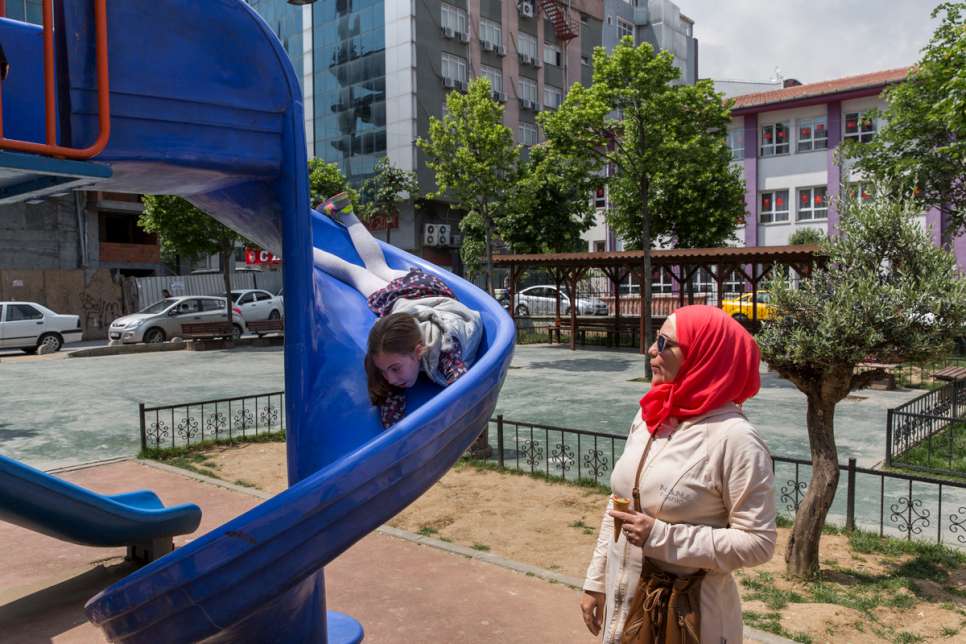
[743,610,812,643]
[568,519,595,535]
[741,572,805,610]
[140,430,286,462]
[233,479,257,488]
[888,422,966,479]
[418,526,439,537]
[455,458,612,495]
[471,543,490,552]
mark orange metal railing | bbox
[0,0,110,160]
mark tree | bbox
[845,2,966,236]
[501,142,599,254]
[417,78,522,293]
[540,38,744,374]
[140,195,249,331]
[358,157,420,246]
[787,228,826,245]
[308,158,356,209]
[757,186,966,578]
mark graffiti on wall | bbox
[80,292,122,331]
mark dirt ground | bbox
[190,441,966,643]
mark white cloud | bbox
[683,0,940,83]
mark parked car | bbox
[721,291,774,321]
[0,301,82,353]
[230,289,283,323]
[109,296,246,344]
[504,285,609,317]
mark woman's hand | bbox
[580,590,606,636]
[609,508,655,547]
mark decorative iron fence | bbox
[887,380,966,476]
[482,415,966,547]
[139,391,285,450]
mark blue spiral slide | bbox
[0,2,514,641]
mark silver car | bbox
[109,296,246,344]
[230,289,284,323]
[0,301,82,353]
[511,285,609,317]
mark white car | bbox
[0,301,82,353]
[230,289,283,323]
[508,285,609,317]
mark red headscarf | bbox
[640,305,760,434]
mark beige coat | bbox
[583,403,777,644]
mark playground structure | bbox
[0,2,515,642]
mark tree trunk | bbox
[385,207,394,247]
[640,179,653,379]
[785,388,841,578]
[221,245,234,338]
[483,214,494,295]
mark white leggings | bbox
[313,212,409,298]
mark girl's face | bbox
[648,315,684,385]
[373,345,423,388]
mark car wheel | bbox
[268,310,281,320]
[143,328,166,344]
[232,324,243,340]
[37,333,62,353]
[732,313,749,323]
[515,304,529,317]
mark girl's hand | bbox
[609,508,655,547]
[580,590,606,636]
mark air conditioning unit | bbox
[520,1,535,18]
[520,98,535,110]
[443,26,455,39]
[455,80,468,91]
[481,40,494,52]
[423,223,452,247]
[492,91,506,102]
[496,44,507,57]
[443,76,456,88]
[458,30,470,43]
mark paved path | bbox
[0,343,921,469]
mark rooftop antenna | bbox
[772,66,784,84]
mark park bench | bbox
[550,316,667,348]
[855,361,899,390]
[931,366,966,382]
[180,322,236,340]
[247,319,284,337]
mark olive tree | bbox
[758,186,966,578]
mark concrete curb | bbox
[67,342,187,358]
[134,458,795,644]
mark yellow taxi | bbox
[720,291,774,321]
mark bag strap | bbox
[631,433,656,513]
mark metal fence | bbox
[481,415,966,547]
[139,392,285,450]
[887,380,966,476]
[133,272,283,311]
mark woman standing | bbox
[580,305,776,643]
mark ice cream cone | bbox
[612,496,631,542]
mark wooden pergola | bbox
[493,244,820,352]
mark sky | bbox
[682,0,941,84]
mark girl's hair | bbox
[365,312,423,406]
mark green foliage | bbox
[308,158,357,208]
[539,37,744,250]
[788,227,826,246]
[501,142,599,254]
[417,78,522,290]
[759,189,966,386]
[358,157,420,224]
[845,2,966,233]
[140,195,246,264]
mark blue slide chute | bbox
[0,1,515,641]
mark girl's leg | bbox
[323,194,408,282]
[313,248,387,298]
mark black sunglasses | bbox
[656,334,678,353]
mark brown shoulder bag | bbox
[619,434,705,644]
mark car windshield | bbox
[230,290,245,301]
[140,299,176,314]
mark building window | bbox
[593,240,606,252]
[726,129,744,161]
[441,3,468,36]
[544,43,562,67]
[543,84,562,110]
[653,269,673,294]
[760,122,790,157]
[594,184,606,209]
[723,270,743,294]
[846,182,874,203]
[797,116,828,152]
[690,268,714,295]
[797,186,828,221]
[760,190,790,223]
[480,18,502,48]
[617,17,634,40]
[844,111,876,143]
[480,65,503,94]
[518,77,538,103]
[517,32,538,61]
[519,122,538,146]
[441,53,467,85]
